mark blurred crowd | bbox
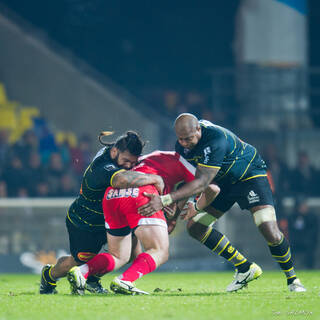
[0,122,93,198]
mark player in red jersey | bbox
[67,151,220,295]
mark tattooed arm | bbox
[112,171,164,194]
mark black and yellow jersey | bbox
[175,120,267,186]
[67,146,125,232]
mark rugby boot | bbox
[288,279,306,292]
[40,264,57,294]
[86,275,109,294]
[110,277,149,295]
[67,266,86,295]
[226,262,262,292]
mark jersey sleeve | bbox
[86,162,124,188]
[198,132,227,169]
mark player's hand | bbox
[181,202,198,221]
[138,193,162,216]
[163,203,177,219]
[154,176,165,195]
[167,218,177,234]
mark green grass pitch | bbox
[0,271,319,320]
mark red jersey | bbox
[103,151,196,233]
[134,151,195,193]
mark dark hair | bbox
[99,130,145,156]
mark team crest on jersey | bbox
[104,164,116,171]
[203,146,211,164]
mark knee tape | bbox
[192,212,217,227]
[253,207,276,226]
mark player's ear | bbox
[110,147,118,159]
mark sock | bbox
[201,227,251,273]
[268,234,296,285]
[43,265,57,284]
[120,252,156,282]
[87,275,101,284]
[79,253,115,279]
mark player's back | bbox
[134,151,195,193]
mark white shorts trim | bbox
[138,218,167,229]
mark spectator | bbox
[57,173,77,197]
[0,180,8,198]
[46,152,66,196]
[290,151,320,196]
[288,197,319,269]
[2,155,28,197]
[70,134,92,179]
[12,130,38,164]
[0,129,10,173]
[34,118,57,164]
[263,144,292,200]
[25,152,46,197]
[35,181,51,197]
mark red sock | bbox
[120,253,156,282]
[82,253,115,279]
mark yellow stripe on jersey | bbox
[241,174,267,182]
[84,178,105,191]
[198,163,221,169]
[216,159,236,181]
[238,149,257,181]
[110,169,126,187]
[67,208,104,227]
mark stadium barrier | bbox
[0,198,319,273]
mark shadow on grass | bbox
[55,291,230,298]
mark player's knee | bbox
[159,247,169,264]
[187,220,208,241]
[265,225,283,244]
[252,206,276,227]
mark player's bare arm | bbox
[112,171,164,193]
[138,166,219,216]
[170,166,219,202]
[181,183,220,221]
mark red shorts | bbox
[103,185,167,236]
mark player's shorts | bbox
[66,217,107,264]
[103,185,167,236]
[210,176,274,213]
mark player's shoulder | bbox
[140,150,179,161]
[200,120,226,136]
[198,120,227,146]
[91,147,120,172]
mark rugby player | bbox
[139,113,306,292]
[66,150,221,295]
[40,131,164,294]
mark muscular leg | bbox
[187,207,252,273]
[51,256,78,279]
[133,225,169,267]
[78,232,132,280]
[107,233,133,269]
[111,225,169,294]
[251,205,302,288]
[40,255,78,294]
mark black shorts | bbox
[66,218,107,264]
[210,176,274,213]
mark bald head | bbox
[174,113,201,150]
[174,113,199,134]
